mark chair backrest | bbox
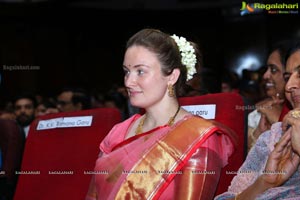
[13,108,121,200]
[178,92,246,196]
[0,119,24,200]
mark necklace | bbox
[135,105,181,135]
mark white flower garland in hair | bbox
[171,34,197,81]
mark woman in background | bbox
[247,41,292,151]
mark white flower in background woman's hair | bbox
[171,34,197,81]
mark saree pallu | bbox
[94,114,236,200]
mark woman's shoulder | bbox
[259,122,282,140]
[254,122,282,151]
[100,114,141,153]
[186,115,235,134]
[186,115,237,145]
[116,114,141,127]
[109,114,141,135]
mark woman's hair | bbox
[126,28,200,96]
[190,41,203,74]
[269,40,297,67]
[285,40,300,62]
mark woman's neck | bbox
[143,100,180,127]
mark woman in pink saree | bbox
[86,28,236,200]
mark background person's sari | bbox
[93,114,236,200]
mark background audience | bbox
[13,93,37,139]
[56,87,92,112]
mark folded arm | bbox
[175,133,232,200]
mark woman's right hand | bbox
[282,109,300,156]
[261,130,300,188]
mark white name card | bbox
[182,104,216,119]
[37,116,93,130]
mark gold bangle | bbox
[249,128,257,142]
[235,193,240,200]
[248,128,257,148]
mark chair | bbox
[0,119,24,200]
[178,92,246,196]
[13,108,121,200]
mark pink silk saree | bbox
[93,114,236,200]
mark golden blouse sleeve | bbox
[174,143,223,199]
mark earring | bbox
[168,84,175,97]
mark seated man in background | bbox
[13,93,37,139]
[56,87,91,112]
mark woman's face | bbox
[123,45,170,108]
[285,50,300,109]
[263,50,286,98]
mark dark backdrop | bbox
[0,2,299,103]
